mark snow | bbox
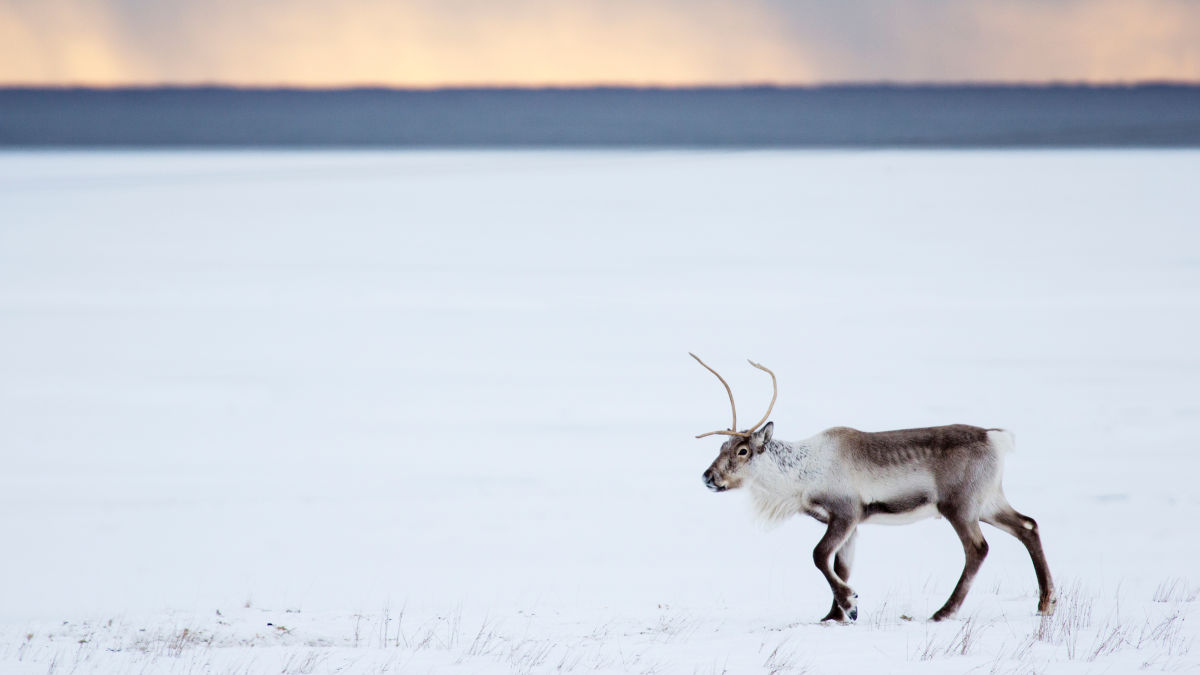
[0,150,1197,673]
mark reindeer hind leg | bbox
[932,509,989,622]
[984,506,1056,615]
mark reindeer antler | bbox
[742,360,777,434]
[689,352,737,438]
[690,354,778,439]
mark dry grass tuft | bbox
[1153,578,1200,604]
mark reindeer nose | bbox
[703,470,719,491]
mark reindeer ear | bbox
[751,421,774,449]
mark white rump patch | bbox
[987,428,1016,455]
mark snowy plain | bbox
[0,150,1198,674]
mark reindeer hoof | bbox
[1038,597,1058,616]
[838,593,858,622]
[820,604,846,622]
[930,609,955,622]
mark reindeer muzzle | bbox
[703,470,726,492]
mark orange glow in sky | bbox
[1,0,1198,86]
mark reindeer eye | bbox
[737,447,749,456]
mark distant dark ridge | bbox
[2,85,1199,147]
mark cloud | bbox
[759,0,1200,82]
[0,1,147,83]
[961,0,1200,82]
[0,0,1197,86]
[0,0,812,86]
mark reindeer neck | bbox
[746,437,828,523]
[764,438,826,480]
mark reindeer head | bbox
[690,353,777,493]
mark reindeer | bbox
[690,353,1055,622]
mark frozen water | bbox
[1,150,1197,672]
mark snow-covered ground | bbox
[1,150,1197,673]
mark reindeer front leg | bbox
[813,507,859,622]
[821,528,858,622]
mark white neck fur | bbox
[745,437,831,525]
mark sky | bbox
[2,0,1199,87]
